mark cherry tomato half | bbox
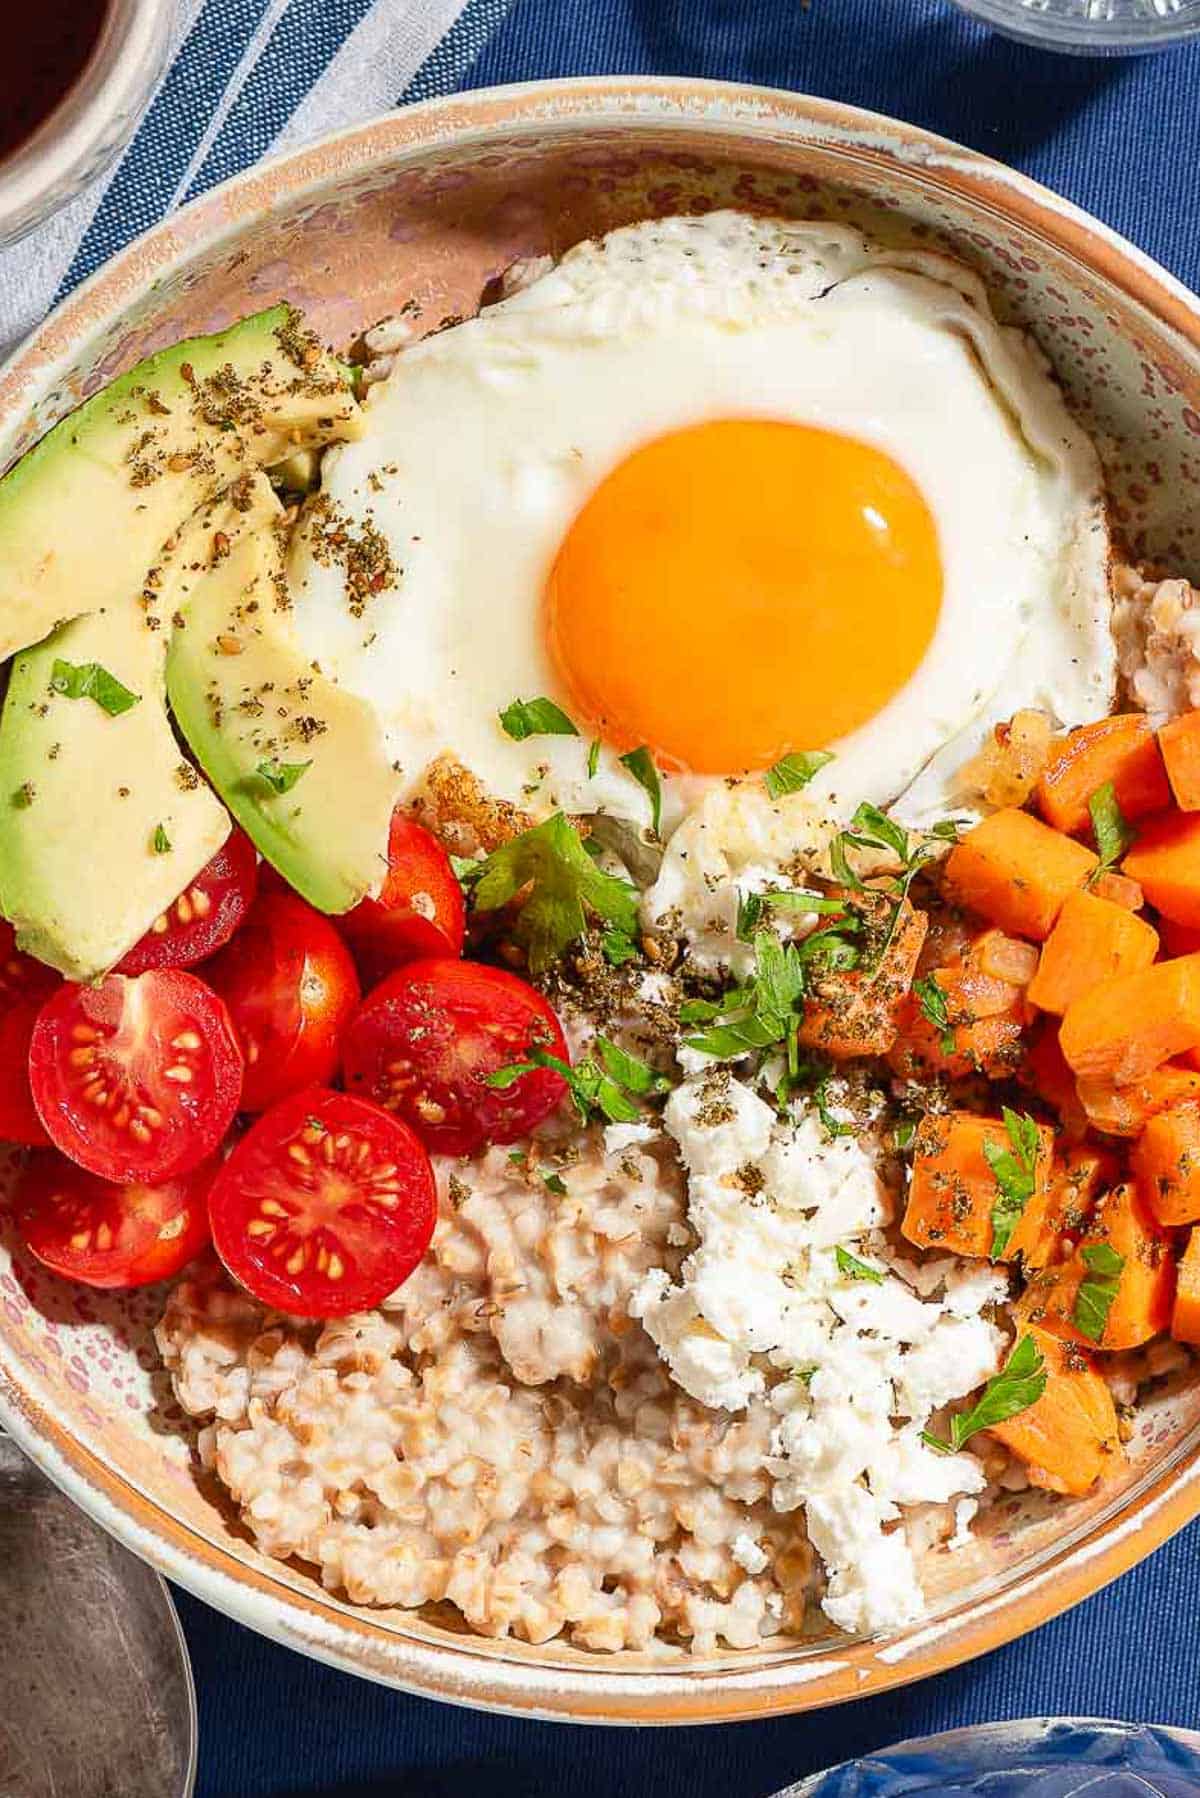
[208,1087,436,1317]
[204,887,360,1112]
[15,1149,215,1289]
[28,970,243,1184]
[340,957,569,1156]
[119,827,259,975]
[0,921,60,1146]
[340,811,465,983]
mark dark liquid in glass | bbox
[0,0,110,164]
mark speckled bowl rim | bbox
[3,76,1200,1725]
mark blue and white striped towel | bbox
[0,0,516,354]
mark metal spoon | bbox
[0,1431,196,1798]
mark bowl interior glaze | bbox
[1,81,1199,1724]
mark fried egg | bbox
[288,212,1113,834]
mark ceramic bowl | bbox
[2,79,1200,1725]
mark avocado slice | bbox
[0,305,361,663]
[166,479,399,913]
[0,491,283,980]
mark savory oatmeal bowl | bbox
[3,80,1200,1723]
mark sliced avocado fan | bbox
[0,492,272,979]
[167,476,400,914]
[0,304,362,663]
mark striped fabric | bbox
[0,0,516,353]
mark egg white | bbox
[287,211,1113,837]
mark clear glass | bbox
[777,1719,1200,1798]
[946,0,1200,53]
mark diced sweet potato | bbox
[1172,1228,1200,1345]
[1159,915,1200,958]
[887,928,1030,1081]
[1017,1182,1175,1351]
[1077,1063,1200,1138]
[1158,711,1200,811]
[1036,714,1171,836]
[1020,1145,1112,1269]
[942,809,1096,942]
[1123,812,1200,928]
[1027,889,1158,1017]
[1059,954,1200,1084]
[1132,1101,1200,1226]
[1021,1022,1087,1140]
[797,897,927,1060]
[903,1110,1054,1261]
[987,1326,1122,1496]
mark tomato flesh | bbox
[208,1087,436,1316]
[341,811,465,982]
[340,957,569,1156]
[119,827,259,974]
[0,921,60,1145]
[15,1150,214,1289]
[205,887,360,1112]
[28,969,243,1184]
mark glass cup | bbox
[947,0,1200,52]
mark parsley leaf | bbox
[619,746,662,834]
[764,750,834,799]
[601,928,639,967]
[498,696,579,740]
[587,738,601,779]
[930,818,968,841]
[471,813,639,975]
[151,823,171,855]
[814,1079,857,1140]
[923,1333,1047,1454]
[829,803,937,973]
[894,1118,917,1151]
[914,973,955,1054]
[255,758,311,796]
[736,887,846,944]
[49,658,140,717]
[1088,780,1136,881]
[835,1245,885,1283]
[983,1107,1041,1261]
[685,931,807,1060]
[541,1170,568,1196]
[486,1034,667,1125]
[1072,1241,1125,1342]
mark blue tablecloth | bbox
[174,2,1200,1790]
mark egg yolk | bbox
[545,418,943,774]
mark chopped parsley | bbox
[498,696,579,740]
[587,738,601,779]
[619,746,662,834]
[470,812,640,975]
[683,931,806,1065]
[983,1107,1041,1261]
[923,1333,1047,1454]
[600,927,639,967]
[736,885,847,943]
[930,817,968,841]
[49,658,140,717]
[255,758,312,795]
[835,1245,885,1284]
[151,823,171,855]
[893,1118,917,1151]
[829,802,937,973]
[487,1034,668,1126]
[1088,780,1136,881]
[914,972,955,1054]
[814,1078,857,1140]
[541,1170,569,1197]
[1072,1241,1125,1343]
[764,750,834,799]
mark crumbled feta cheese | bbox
[603,1121,659,1159]
[642,783,836,975]
[731,1531,769,1575]
[948,1496,979,1551]
[633,1071,1004,1637]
